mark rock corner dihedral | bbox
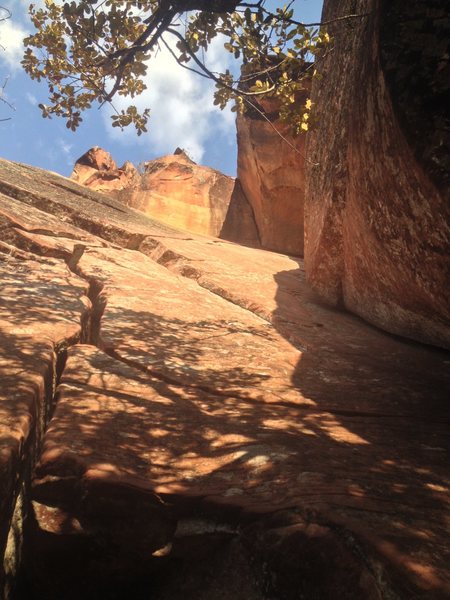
[0,157,449,600]
[1,3,450,596]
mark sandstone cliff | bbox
[71,147,261,249]
[305,0,450,348]
[71,146,139,193]
[72,131,309,258]
[236,94,308,257]
[119,149,260,247]
[1,158,449,599]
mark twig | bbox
[103,7,176,102]
[0,6,11,22]
[161,35,210,80]
[256,6,373,28]
[0,76,15,111]
[167,27,275,97]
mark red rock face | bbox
[236,95,308,257]
[1,158,449,600]
[305,0,450,349]
[119,151,260,247]
[71,147,139,194]
[72,148,261,249]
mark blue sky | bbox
[0,1,323,177]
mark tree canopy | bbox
[21,0,330,134]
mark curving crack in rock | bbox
[4,241,386,600]
[1,158,449,600]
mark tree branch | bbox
[257,6,373,29]
[0,75,15,120]
[0,6,11,22]
[161,34,210,80]
[96,1,370,106]
[167,27,275,98]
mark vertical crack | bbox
[65,244,106,347]
[86,279,106,346]
[47,344,68,425]
[66,243,86,272]
[8,244,109,598]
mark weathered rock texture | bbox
[72,147,261,249]
[0,157,449,600]
[236,92,308,256]
[71,146,139,194]
[120,150,260,246]
[305,0,450,348]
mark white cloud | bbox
[26,91,37,105]
[0,3,240,165]
[105,35,238,164]
[3,0,46,15]
[57,138,73,155]
[57,137,74,167]
[0,0,51,70]
[0,18,27,70]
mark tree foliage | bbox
[21,0,330,134]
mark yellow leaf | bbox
[305,98,312,110]
[301,122,308,131]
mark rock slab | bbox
[0,157,448,599]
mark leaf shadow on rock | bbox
[269,260,450,596]
[26,254,450,599]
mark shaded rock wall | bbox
[305,0,450,349]
[379,0,450,192]
[236,95,308,257]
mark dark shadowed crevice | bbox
[87,280,107,346]
[64,244,107,347]
[380,0,450,193]
[2,340,75,600]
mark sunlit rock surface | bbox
[71,146,139,194]
[72,147,261,249]
[0,158,449,599]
